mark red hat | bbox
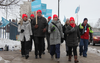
[30,14,34,18]
[53,14,58,19]
[48,16,52,19]
[37,10,42,14]
[69,17,75,22]
[22,14,28,19]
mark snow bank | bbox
[88,47,100,56]
[0,38,21,51]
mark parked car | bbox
[92,31,100,46]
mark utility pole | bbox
[58,0,60,18]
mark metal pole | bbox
[58,0,60,18]
[77,13,78,25]
[5,0,8,38]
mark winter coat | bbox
[79,23,93,40]
[18,20,32,41]
[48,20,64,45]
[32,16,47,37]
[63,24,69,40]
[65,25,80,46]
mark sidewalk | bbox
[0,43,100,63]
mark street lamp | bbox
[58,0,60,18]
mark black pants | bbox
[29,35,34,51]
[34,37,44,56]
[43,38,45,52]
[46,35,50,51]
[68,46,77,56]
[21,37,30,56]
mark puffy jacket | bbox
[65,25,80,46]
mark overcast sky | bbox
[0,0,100,27]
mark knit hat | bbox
[22,14,28,19]
[48,16,52,19]
[37,10,42,14]
[30,14,34,18]
[69,17,75,22]
[53,14,58,19]
[84,18,88,21]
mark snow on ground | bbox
[0,56,10,63]
[88,47,100,56]
[0,38,21,51]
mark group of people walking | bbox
[18,10,93,63]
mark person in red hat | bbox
[65,17,80,63]
[46,16,52,53]
[48,14,64,61]
[18,14,32,59]
[32,10,47,59]
[29,14,35,52]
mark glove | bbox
[21,29,24,33]
[70,28,75,32]
[43,28,46,33]
[51,27,55,32]
[34,24,38,29]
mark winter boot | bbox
[25,55,29,59]
[68,55,71,61]
[74,55,79,63]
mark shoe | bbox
[43,52,45,54]
[35,56,38,59]
[56,58,60,62]
[25,55,29,59]
[39,55,42,58]
[74,55,79,63]
[22,55,25,57]
[83,56,87,58]
[68,55,71,61]
[80,53,82,56]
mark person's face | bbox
[30,17,34,19]
[37,12,41,17]
[66,21,69,24]
[83,20,88,25]
[23,17,27,21]
[53,17,58,21]
[69,21,75,24]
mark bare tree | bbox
[0,0,20,6]
[94,18,100,28]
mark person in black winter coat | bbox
[65,17,80,63]
[29,14,35,52]
[32,10,48,59]
[63,18,70,56]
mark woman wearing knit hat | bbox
[29,14,35,52]
[65,17,80,63]
[48,14,64,61]
[18,14,32,59]
[63,18,70,56]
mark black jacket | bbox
[65,25,80,46]
[32,16,47,37]
[30,19,34,36]
[63,24,68,40]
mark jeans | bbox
[79,39,88,56]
